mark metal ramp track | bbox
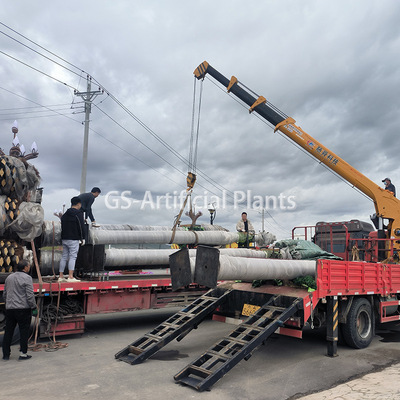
[115,287,232,364]
[174,295,303,391]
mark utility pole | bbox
[258,208,265,232]
[75,75,103,193]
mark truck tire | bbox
[342,298,373,349]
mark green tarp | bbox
[274,239,342,260]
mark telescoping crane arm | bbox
[194,61,400,244]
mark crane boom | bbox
[194,61,400,244]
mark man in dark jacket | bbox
[78,187,101,227]
[59,196,84,282]
[382,178,396,197]
[2,260,36,361]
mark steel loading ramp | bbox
[174,294,303,392]
[115,287,232,364]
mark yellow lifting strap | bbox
[169,172,197,244]
[186,172,196,190]
[170,190,192,244]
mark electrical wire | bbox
[89,126,184,187]
[0,22,84,75]
[92,103,239,202]
[0,49,78,90]
[0,113,76,121]
[0,29,309,231]
[0,107,76,116]
[263,218,290,238]
[89,78,239,201]
[0,29,83,80]
[0,85,82,123]
[0,102,82,112]
[0,84,218,198]
[0,84,187,190]
[263,210,291,237]
[0,23,241,205]
[0,22,293,214]
[0,19,323,214]
[93,103,188,177]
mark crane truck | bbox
[114,62,400,392]
[193,62,400,253]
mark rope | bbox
[193,230,199,246]
[30,341,69,352]
[170,190,192,244]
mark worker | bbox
[78,187,101,227]
[382,178,396,197]
[59,196,85,282]
[2,260,36,361]
[236,212,255,248]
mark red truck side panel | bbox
[315,259,400,298]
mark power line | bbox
[92,102,236,202]
[0,102,82,112]
[0,22,239,202]
[0,107,77,116]
[0,22,84,75]
[0,84,228,201]
[89,127,184,188]
[0,29,83,80]
[93,103,187,178]
[89,76,238,199]
[0,49,78,90]
[0,84,199,193]
[0,113,76,121]
[0,85,82,122]
[0,23,250,207]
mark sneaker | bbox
[2,356,9,361]
[18,354,32,361]
[58,277,67,282]
[66,277,80,282]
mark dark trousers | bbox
[2,308,31,356]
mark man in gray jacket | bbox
[2,260,36,361]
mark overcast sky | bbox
[1,1,399,239]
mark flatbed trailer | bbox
[115,258,400,391]
[0,275,207,338]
